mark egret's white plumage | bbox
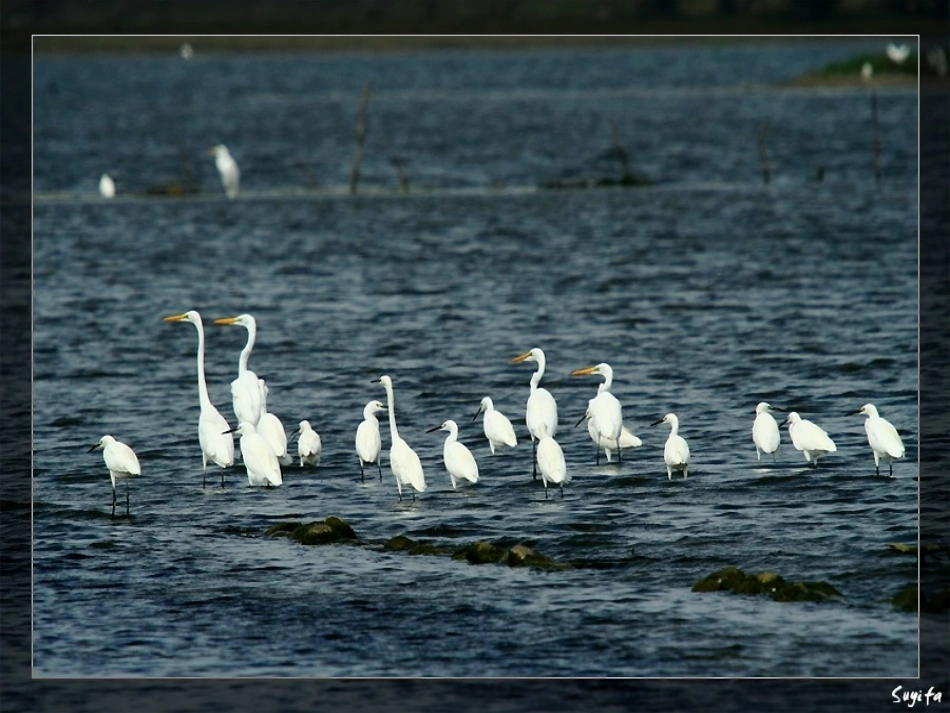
[229,422,282,487]
[256,380,291,466]
[850,403,904,476]
[781,412,837,466]
[356,400,385,482]
[180,43,194,60]
[213,314,264,428]
[577,409,642,462]
[886,43,911,65]
[651,413,690,480]
[752,402,781,462]
[572,363,627,463]
[209,144,240,199]
[512,347,558,479]
[99,173,115,198]
[374,375,426,500]
[535,424,568,498]
[89,435,141,518]
[473,397,517,455]
[428,419,479,489]
[292,420,322,467]
[164,311,234,486]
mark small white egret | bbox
[208,144,240,199]
[180,43,194,60]
[99,173,115,198]
[650,413,690,480]
[427,419,479,490]
[213,314,264,428]
[861,61,874,81]
[849,403,904,476]
[356,400,385,482]
[576,409,642,463]
[225,422,282,487]
[780,412,837,467]
[752,402,781,462]
[572,363,625,464]
[256,380,291,466]
[512,347,558,480]
[886,43,911,65]
[374,375,426,501]
[535,423,569,499]
[291,420,322,467]
[164,311,235,486]
[472,397,517,455]
[89,435,141,519]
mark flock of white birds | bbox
[88,312,907,518]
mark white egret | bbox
[256,379,292,466]
[576,409,642,463]
[208,144,240,199]
[356,400,385,482]
[572,363,625,464]
[88,435,141,519]
[164,311,235,486]
[213,314,264,428]
[427,419,479,490]
[512,347,558,480]
[225,422,282,487]
[780,412,837,467]
[291,420,322,468]
[650,413,690,480]
[886,43,911,65]
[180,43,194,60]
[472,397,517,455]
[849,403,904,476]
[752,402,781,462]
[99,173,115,198]
[374,375,426,501]
[536,423,568,499]
[861,61,874,81]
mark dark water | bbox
[32,41,918,678]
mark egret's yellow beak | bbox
[163,314,187,322]
[511,351,532,363]
[214,317,238,325]
[571,366,598,377]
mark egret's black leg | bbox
[617,438,622,463]
[202,472,207,489]
[532,439,538,480]
[220,471,225,488]
[359,462,365,483]
[377,462,383,482]
[111,486,116,520]
[560,484,564,499]
[125,481,131,517]
[889,462,893,476]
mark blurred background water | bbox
[32,40,918,677]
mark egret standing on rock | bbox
[356,400,385,482]
[213,314,264,428]
[164,311,235,487]
[374,375,426,501]
[780,412,837,467]
[225,422,282,487]
[89,435,141,519]
[752,402,781,462]
[209,144,240,199]
[651,413,690,480]
[849,403,904,476]
[292,420,322,467]
[512,347,558,480]
[472,397,517,455]
[536,423,568,499]
[427,419,479,490]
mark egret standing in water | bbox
[512,347,558,480]
[571,363,628,464]
[427,420,479,490]
[98,173,115,198]
[780,412,837,467]
[536,423,568,499]
[752,402,781,462]
[374,375,426,501]
[213,314,264,428]
[651,413,690,480]
[849,403,904,476]
[225,422,282,487]
[356,400,385,482]
[164,311,235,486]
[472,397,517,455]
[291,420,322,468]
[256,380,291,466]
[89,435,141,519]
[209,144,240,199]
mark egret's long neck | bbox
[445,424,458,445]
[239,324,256,374]
[193,320,213,411]
[530,357,545,393]
[384,383,399,441]
[668,419,679,438]
[600,367,613,392]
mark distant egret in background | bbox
[99,173,115,198]
[849,403,904,476]
[752,402,781,462]
[256,380,291,466]
[213,314,264,428]
[472,397,517,455]
[886,42,911,65]
[292,420,322,468]
[861,61,874,81]
[536,424,568,499]
[226,422,282,487]
[180,43,194,60]
[651,413,690,480]
[780,412,836,467]
[89,435,141,519]
[374,375,426,501]
[572,363,625,464]
[164,311,234,486]
[209,144,240,199]
[356,400,385,482]
[512,347,558,480]
[427,419,479,490]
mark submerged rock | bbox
[383,535,452,557]
[265,516,357,546]
[264,521,303,538]
[693,566,841,603]
[453,541,506,565]
[505,544,568,571]
[892,585,918,613]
